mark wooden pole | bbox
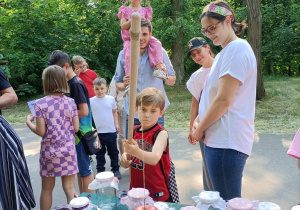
[127,12,141,147]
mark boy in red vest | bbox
[120,87,179,203]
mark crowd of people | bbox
[1,0,299,210]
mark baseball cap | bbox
[187,37,208,58]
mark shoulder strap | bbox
[76,131,83,139]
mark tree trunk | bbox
[170,0,185,85]
[270,59,275,76]
[247,0,265,100]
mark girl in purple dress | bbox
[118,0,167,79]
[26,65,79,210]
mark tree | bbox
[170,0,185,85]
[247,0,265,100]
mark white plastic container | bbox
[291,205,300,210]
[153,202,169,210]
[180,206,200,210]
[259,202,281,210]
[69,197,93,210]
[192,191,226,210]
[120,188,154,210]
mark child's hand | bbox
[120,152,132,168]
[26,114,35,123]
[123,75,130,87]
[188,130,197,145]
[115,124,120,134]
[124,139,138,156]
[74,68,81,76]
[156,62,167,74]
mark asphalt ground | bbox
[12,125,300,210]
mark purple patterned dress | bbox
[35,95,79,177]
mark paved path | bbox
[12,125,299,209]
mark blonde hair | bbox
[136,87,165,111]
[72,55,86,65]
[42,65,69,95]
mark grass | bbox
[3,76,300,134]
[164,76,300,134]
[2,94,44,124]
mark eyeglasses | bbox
[200,20,222,36]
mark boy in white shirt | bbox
[90,78,121,179]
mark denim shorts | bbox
[75,141,93,177]
[204,145,249,201]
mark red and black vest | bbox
[129,123,171,202]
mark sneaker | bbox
[153,69,167,80]
[113,170,122,179]
[124,85,130,96]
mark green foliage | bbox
[0,0,299,93]
[0,54,10,78]
[261,0,300,76]
[0,0,122,93]
[14,83,38,96]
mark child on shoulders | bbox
[118,0,167,80]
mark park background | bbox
[0,0,299,133]
[0,0,300,208]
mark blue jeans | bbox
[75,141,93,177]
[96,132,119,173]
[204,145,248,201]
[125,114,164,139]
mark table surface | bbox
[80,192,188,210]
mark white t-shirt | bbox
[90,95,117,133]
[199,39,257,155]
[186,67,211,101]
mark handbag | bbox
[77,129,101,155]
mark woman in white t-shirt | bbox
[192,0,257,200]
[186,37,214,191]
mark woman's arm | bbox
[188,96,199,145]
[112,109,119,134]
[72,115,79,133]
[192,74,240,141]
[26,115,46,137]
[124,130,168,166]
[120,12,131,30]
